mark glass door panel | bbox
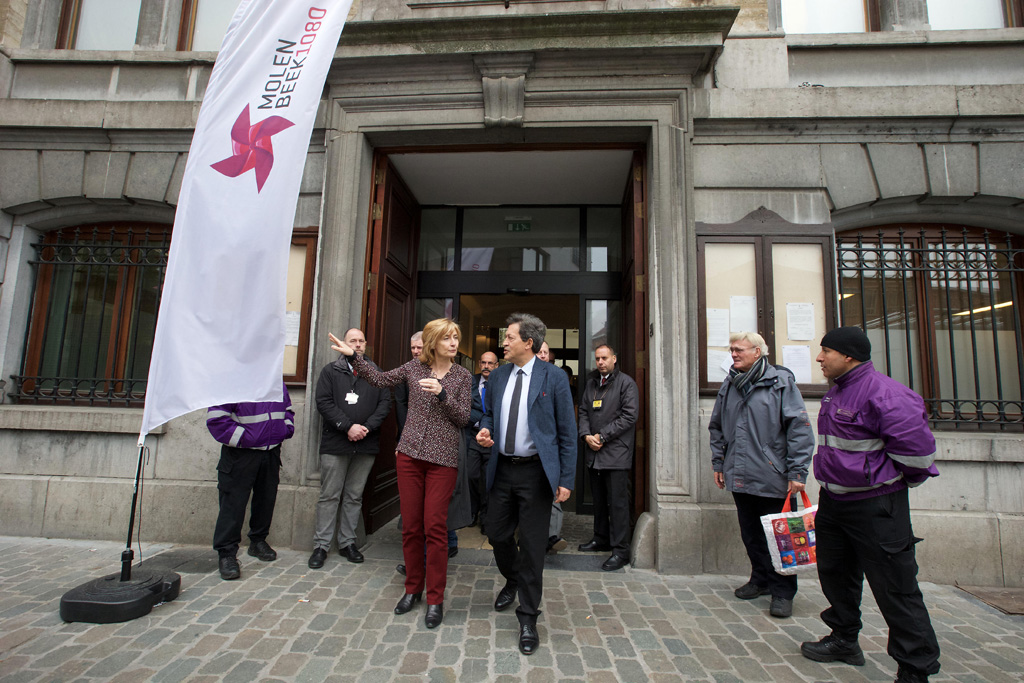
[462,208,581,272]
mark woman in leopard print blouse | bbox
[330,318,471,629]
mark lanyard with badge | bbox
[592,377,611,411]
[346,362,359,404]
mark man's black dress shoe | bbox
[448,546,458,558]
[394,592,422,615]
[425,603,443,628]
[396,564,406,576]
[218,555,240,581]
[494,582,517,612]
[601,554,629,571]
[247,540,277,562]
[339,544,364,563]
[578,539,612,552]
[546,536,568,553]
[518,623,539,655]
[308,547,327,569]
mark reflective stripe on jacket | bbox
[814,361,939,501]
[207,381,295,450]
[709,364,813,498]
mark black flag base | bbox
[60,567,181,624]
[60,443,181,623]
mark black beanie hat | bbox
[820,326,871,362]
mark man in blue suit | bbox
[476,313,576,656]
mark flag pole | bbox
[59,435,181,623]
[119,441,148,581]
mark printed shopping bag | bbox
[760,490,818,575]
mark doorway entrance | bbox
[450,293,629,514]
[359,149,648,532]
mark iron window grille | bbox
[838,225,1024,430]
[11,224,170,407]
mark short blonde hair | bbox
[729,331,768,357]
[419,318,461,366]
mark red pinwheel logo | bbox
[210,104,294,193]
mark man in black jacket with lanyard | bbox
[577,344,639,571]
[309,328,391,569]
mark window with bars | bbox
[13,223,170,406]
[837,225,1024,430]
[11,223,320,406]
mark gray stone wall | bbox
[0,2,1021,584]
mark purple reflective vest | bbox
[207,382,295,450]
[814,362,939,501]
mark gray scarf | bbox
[729,355,768,397]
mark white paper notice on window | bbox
[781,345,813,384]
[708,350,733,383]
[706,308,730,347]
[284,310,301,346]
[729,295,757,333]
[786,302,815,341]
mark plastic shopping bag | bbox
[760,490,817,575]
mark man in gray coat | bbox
[577,344,639,571]
[709,331,813,618]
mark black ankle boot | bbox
[394,592,422,615]
[425,603,443,628]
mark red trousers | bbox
[396,452,458,605]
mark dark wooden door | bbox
[620,150,649,521]
[361,154,420,533]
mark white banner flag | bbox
[139,0,353,442]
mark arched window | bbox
[13,223,170,406]
[837,225,1024,429]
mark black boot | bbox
[425,603,443,628]
[800,634,865,666]
[394,592,422,615]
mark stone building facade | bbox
[0,0,1021,586]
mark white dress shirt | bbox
[498,355,538,457]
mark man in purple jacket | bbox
[801,327,940,683]
[207,382,295,580]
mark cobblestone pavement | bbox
[0,533,1021,682]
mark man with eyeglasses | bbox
[709,331,813,618]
